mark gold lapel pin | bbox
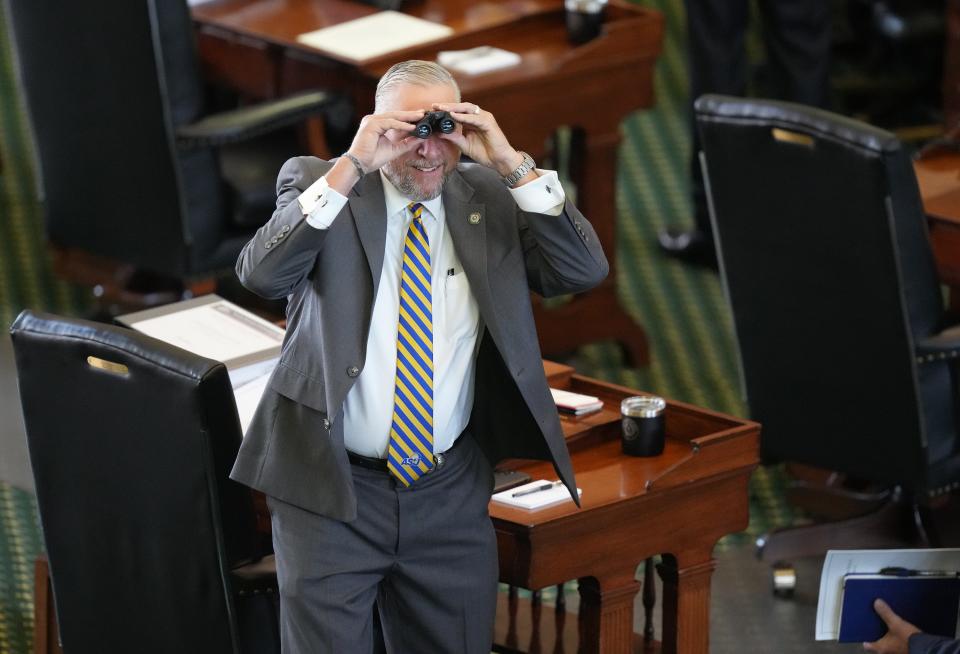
[468,212,481,225]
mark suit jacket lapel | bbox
[348,168,497,338]
[443,170,496,333]
[348,172,388,299]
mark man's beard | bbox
[383,158,452,201]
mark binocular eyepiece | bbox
[414,111,456,138]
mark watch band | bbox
[502,151,536,187]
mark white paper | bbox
[229,356,280,389]
[297,11,453,62]
[131,301,283,367]
[231,358,279,434]
[816,548,960,640]
[437,46,521,75]
[491,479,581,510]
[550,388,601,409]
[233,371,272,435]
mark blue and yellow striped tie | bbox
[387,203,435,485]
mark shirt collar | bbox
[379,169,443,223]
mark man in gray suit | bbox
[231,60,608,653]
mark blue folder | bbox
[838,574,960,643]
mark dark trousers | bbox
[686,0,831,233]
[268,433,498,654]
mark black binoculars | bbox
[413,111,455,138]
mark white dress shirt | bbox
[297,164,565,457]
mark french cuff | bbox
[508,169,565,216]
[298,176,349,229]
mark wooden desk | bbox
[191,0,663,365]
[33,361,757,654]
[492,373,760,654]
[914,153,960,311]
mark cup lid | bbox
[565,0,608,12]
[621,395,666,418]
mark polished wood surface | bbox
[191,0,663,365]
[492,374,760,654]
[914,152,960,311]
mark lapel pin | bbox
[468,212,481,225]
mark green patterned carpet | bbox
[0,0,797,651]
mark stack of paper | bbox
[117,295,283,433]
[491,479,581,510]
[437,46,521,75]
[296,11,453,62]
[550,388,603,415]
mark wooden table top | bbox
[915,152,960,225]
[191,0,663,84]
[489,373,760,530]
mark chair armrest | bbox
[176,91,334,149]
[230,554,278,596]
[916,324,960,364]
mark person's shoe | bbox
[657,227,718,269]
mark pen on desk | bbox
[512,480,562,497]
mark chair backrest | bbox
[10,310,261,653]
[5,0,226,277]
[695,95,956,490]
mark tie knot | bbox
[408,202,424,222]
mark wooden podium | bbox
[914,153,960,312]
[491,364,760,654]
[191,0,663,365]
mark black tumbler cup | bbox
[564,0,607,44]
[620,396,666,457]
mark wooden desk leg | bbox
[577,575,640,654]
[34,556,50,654]
[34,554,63,654]
[657,554,716,654]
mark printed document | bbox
[297,11,453,62]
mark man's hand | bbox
[346,110,425,173]
[433,102,529,180]
[863,599,921,654]
[325,110,424,194]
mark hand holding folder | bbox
[838,571,960,643]
[863,598,923,654]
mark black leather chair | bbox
[9,310,278,653]
[4,0,339,298]
[695,95,960,570]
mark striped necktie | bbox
[387,202,435,485]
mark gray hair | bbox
[374,60,460,113]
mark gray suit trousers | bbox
[268,433,497,654]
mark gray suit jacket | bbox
[230,156,608,521]
[911,633,960,654]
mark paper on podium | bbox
[118,296,283,434]
[816,548,960,640]
[233,364,275,435]
[490,479,580,510]
[550,388,603,415]
[437,47,521,75]
[297,11,453,62]
[117,295,283,370]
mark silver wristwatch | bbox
[502,151,536,187]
